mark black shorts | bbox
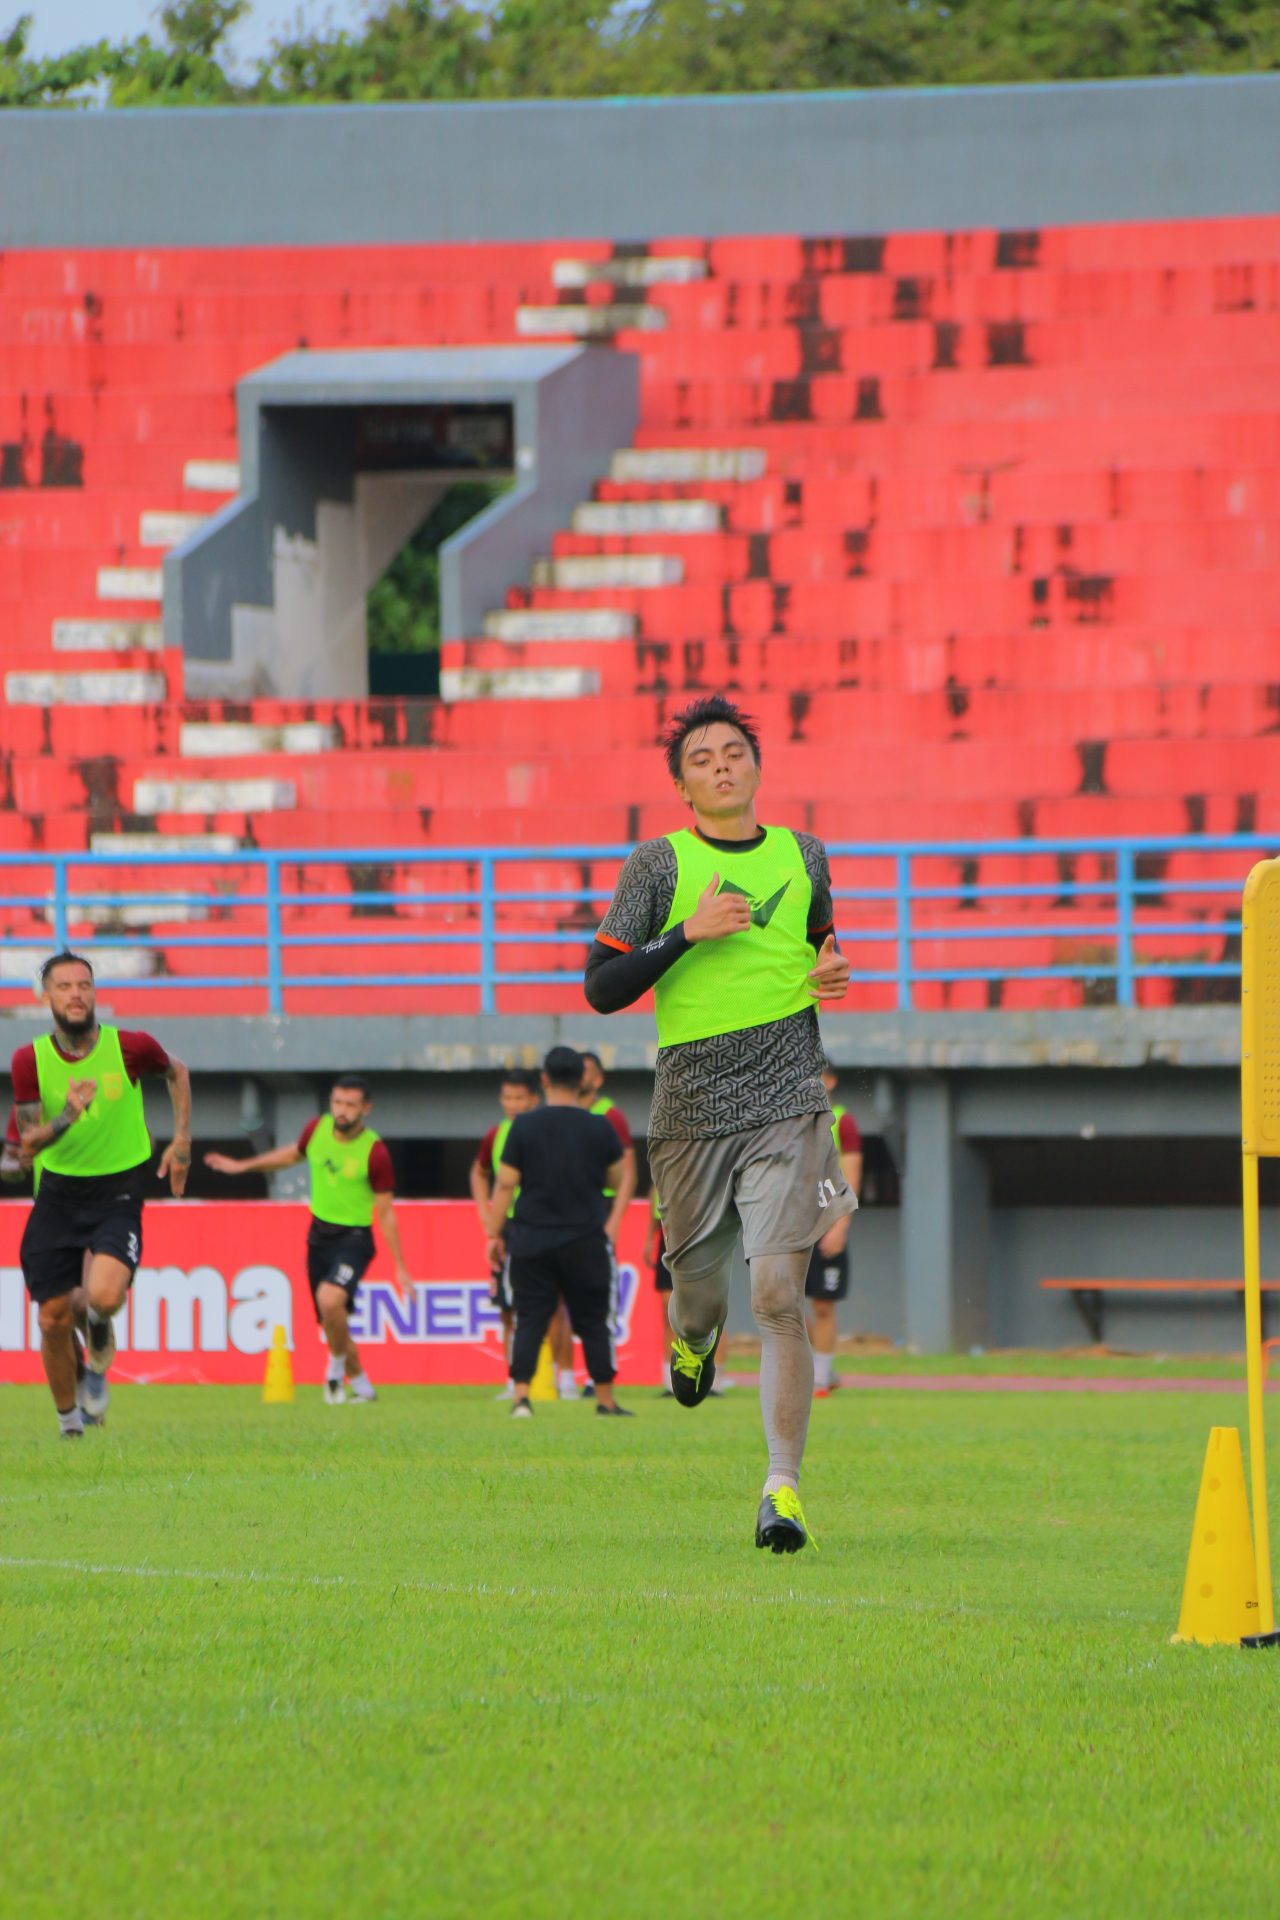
[805,1241,849,1302]
[306,1220,375,1319]
[20,1163,147,1305]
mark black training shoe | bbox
[669,1327,721,1407]
[755,1488,816,1554]
[595,1402,635,1417]
[510,1397,534,1419]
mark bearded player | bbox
[12,952,192,1438]
[584,695,855,1551]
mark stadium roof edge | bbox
[4,73,1279,247]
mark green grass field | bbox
[4,1382,1279,1920]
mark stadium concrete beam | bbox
[4,77,1279,248]
[130,1008,1238,1077]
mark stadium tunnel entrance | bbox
[164,345,638,700]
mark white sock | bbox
[58,1405,84,1435]
[557,1369,578,1394]
[764,1472,798,1497]
[349,1373,376,1400]
[814,1352,833,1389]
[326,1355,345,1384]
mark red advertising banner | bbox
[0,1200,665,1387]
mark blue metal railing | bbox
[0,834,1262,1016]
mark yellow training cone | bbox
[1172,1427,1260,1645]
[262,1324,295,1405]
[528,1338,557,1403]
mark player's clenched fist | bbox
[65,1077,96,1114]
[807,934,850,1000]
[683,872,752,943]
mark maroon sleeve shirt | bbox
[10,1029,169,1105]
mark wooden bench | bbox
[1040,1278,1280,1344]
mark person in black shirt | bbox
[486,1046,633,1419]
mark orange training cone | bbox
[262,1324,295,1405]
[1172,1426,1260,1646]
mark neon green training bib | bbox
[34,1025,151,1178]
[590,1095,621,1197]
[305,1114,379,1227]
[493,1115,519,1219]
[655,827,815,1046]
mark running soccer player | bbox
[806,1063,863,1397]
[584,694,855,1551]
[470,1067,541,1395]
[204,1075,410,1404]
[12,952,192,1439]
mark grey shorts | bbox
[649,1112,857,1275]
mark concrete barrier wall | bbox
[2,77,1279,249]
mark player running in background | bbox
[12,952,191,1439]
[584,694,855,1551]
[205,1074,410,1404]
[470,1067,541,1396]
[806,1063,863,1397]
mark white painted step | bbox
[552,257,706,289]
[179,722,335,757]
[530,554,683,590]
[91,832,245,855]
[610,448,767,483]
[98,566,163,602]
[1,944,155,983]
[53,619,163,652]
[441,667,600,702]
[516,305,667,337]
[133,778,296,814]
[482,609,636,643]
[140,511,207,549]
[184,459,240,492]
[572,500,721,535]
[76,902,209,928]
[5,671,166,706]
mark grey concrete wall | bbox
[3,78,1279,247]
[990,1208,1274,1353]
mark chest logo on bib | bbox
[718,876,792,928]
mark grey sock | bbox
[751,1251,814,1485]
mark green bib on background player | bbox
[655,827,815,1046]
[35,1025,151,1178]
[493,1116,520,1219]
[306,1114,379,1227]
[590,1095,620,1197]
[831,1102,847,1154]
